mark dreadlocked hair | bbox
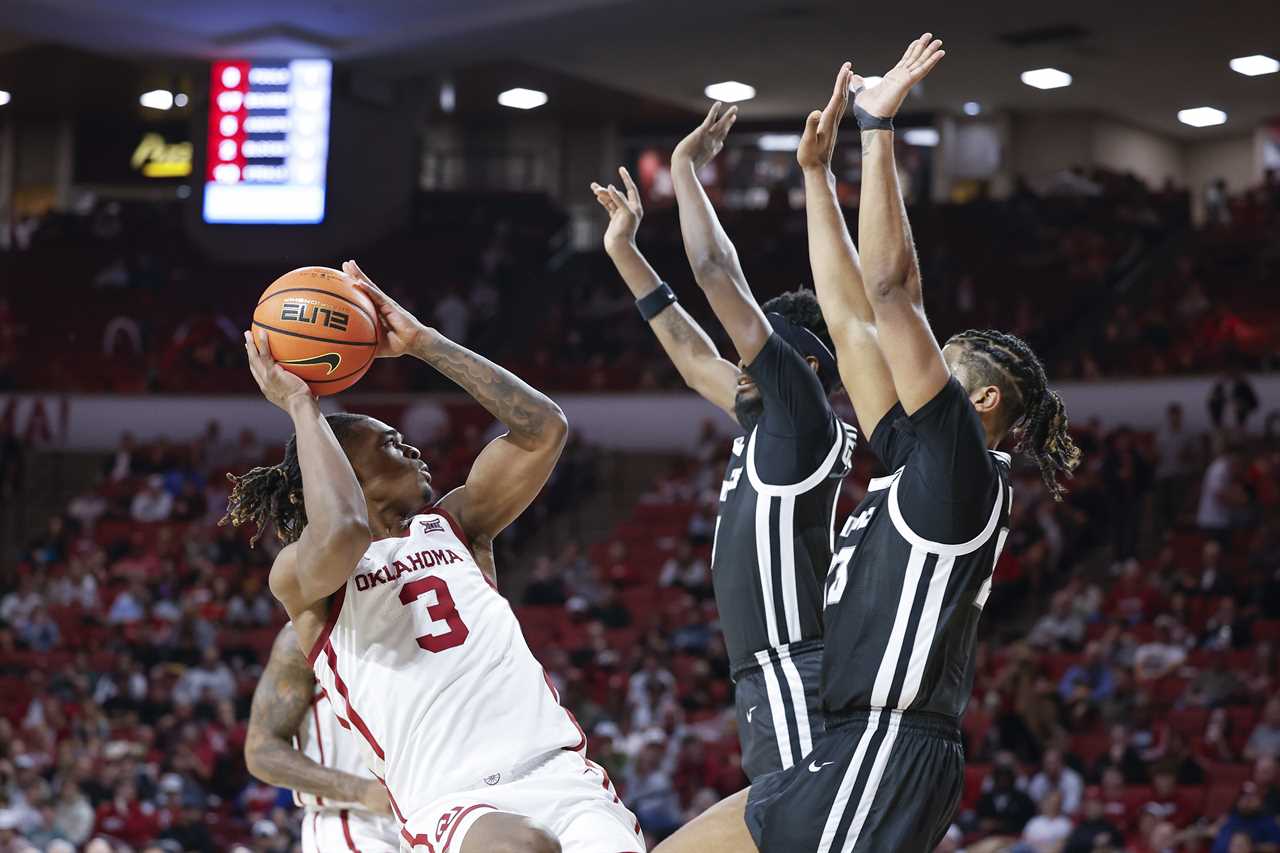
[761,289,835,357]
[946,329,1082,501]
[219,413,367,547]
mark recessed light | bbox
[757,134,801,151]
[140,89,174,110]
[704,81,755,103]
[903,128,940,147]
[963,101,981,116]
[174,93,189,108]
[1020,68,1072,90]
[497,88,547,110]
[440,82,456,113]
[0,91,9,107]
[1177,107,1227,128]
[1230,54,1279,76]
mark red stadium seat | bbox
[963,764,990,810]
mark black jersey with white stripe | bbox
[821,378,1012,721]
[711,333,857,677]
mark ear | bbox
[970,383,1002,416]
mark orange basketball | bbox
[252,266,380,396]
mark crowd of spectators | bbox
[0,406,602,852]
[0,397,1276,851]
[2,170,1277,395]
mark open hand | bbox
[591,167,643,252]
[244,329,312,410]
[672,102,738,170]
[851,32,945,121]
[798,62,852,172]
[343,259,429,358]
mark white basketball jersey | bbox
[306,509,584,826]
[292,685,373,810]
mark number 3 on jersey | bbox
[399,576,469,653]
[825,545,854,606]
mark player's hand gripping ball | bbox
[252,266,380,396]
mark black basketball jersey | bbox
[821,377,1012,721]
[711,333,857,676]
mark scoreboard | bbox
[202,59,332,224]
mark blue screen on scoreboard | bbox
[202,59,332,224]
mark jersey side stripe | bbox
[322,642,385,761]
[755,495,781,647]
[883,554,937,709]
[837,711,903,853]
[777,646,814,758]
[753,650,794,770]
[869,547,929,707]
[777,495,802,641]
[900,553,956,709]
[816,708,884,853]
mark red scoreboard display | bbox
[203,59,332,224]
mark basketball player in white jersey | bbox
[226,260,643,853]
[246,623,401,852]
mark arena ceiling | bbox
[3,0,1278,139]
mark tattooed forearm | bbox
[412,334,563,446]
[245,629,373,805]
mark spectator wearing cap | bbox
[1245,697,1280,762]
[1212,783,1280,853]
[1064,786,1124,853]
[1028,748,1084,815]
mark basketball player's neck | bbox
[366,496,417,539]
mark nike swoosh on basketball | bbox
[809,760,835,772]
[280,352,342,375]
[746,705,758,723]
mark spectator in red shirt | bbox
[1141,768,1199,828]
[94,782,159,848]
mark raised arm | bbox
[669,103,772,366]
[798,62,899,438]
[852,34,949,415]
[591,166,739,420]
[242,331,370,618]
[245,625,390,815]
[347,262,567,552]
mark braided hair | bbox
[219,413,368,547]
[946,329,1082,501]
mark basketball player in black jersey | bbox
[654,34,1081,853]
[591,104,857,780]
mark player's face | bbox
[350,418,434,507]
[733,366,764,430]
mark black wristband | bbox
[852,103,893,132]
[637,282,677,321]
